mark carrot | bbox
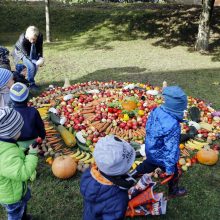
[105,123,113,134]
[47,139,61,145]
[128,129,132,139]
[99,122,111,133]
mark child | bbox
[80,135,136,220]
[0,68,14,107]
[10,82,46,150]
[132,86,188,198]
[0,108,38,220]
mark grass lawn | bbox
[0,1,220,219]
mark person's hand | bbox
[36,57,45,66]
[28,144,39,156]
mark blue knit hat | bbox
[162,86,187,112]
[0,68,13,88]
[10,82,29,102]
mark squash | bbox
[122,100,137,111]
[197,148,218,165]
[57,125,76,147]
[52,155,77,179]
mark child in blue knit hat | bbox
[0,68,14,107]
[10,82,46,151]
[131,86,188,198]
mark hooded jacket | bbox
[13,102,46,141]
[80,168,129,220]
[0,139,38,204]
[144,107,181,174]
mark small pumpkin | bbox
[196,148,218,165]
[122,100,137,111]
[52,155,77,179]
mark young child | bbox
[0,108,38,220]
[132,86,188,198]
[10,82,46,150]
[0,68,14,107]
[80,135,136,220]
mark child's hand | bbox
[28,144,38,156]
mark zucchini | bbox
[49,112,61,125]
[76,139,91,152]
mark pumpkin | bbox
[57,125,76,147]
[121,100,137,111]
[52,155,77,179]
[196,148,218,165]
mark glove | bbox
[36,57,45,66]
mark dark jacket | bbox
[144,107,181,174]
[12,33,43,64]
[80,168,129,220]
[13,102,46,141]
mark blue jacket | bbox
[144,107,181,174]
[13,102,46,141]
[80,168,129,220]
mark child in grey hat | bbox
[0,108,38,220]
[80,135,136,220]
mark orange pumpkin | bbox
[52,155,77,179]
[196,148,218,165]
[122,101,137,111]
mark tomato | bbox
[108,107,114,113]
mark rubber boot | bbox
[22,208,33,220]
[168,177,187,198]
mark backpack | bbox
[0,46,11,70]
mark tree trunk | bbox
[195,0,215,52]
[45,0,51,43]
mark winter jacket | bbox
[13,102,46,141]
[0,86,11,107]
[144,107,181,174]
[0,139,38,204]
[12,33,43,64]
[80,167,129,220]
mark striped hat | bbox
[10,82,29,102]
[0,108,24,139]
[0,68,13,88]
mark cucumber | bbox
[76,139,91,152]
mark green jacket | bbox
[0,140,38,204]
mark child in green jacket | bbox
[0,108,38,220]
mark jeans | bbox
[22,56,37,85]
[1,188,31,220]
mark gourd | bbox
[57,125,76,147]
[52,156,77,179]
[197,148,218,165]
[122,100,137,111]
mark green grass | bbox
[0,1,220,219]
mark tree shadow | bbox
[1,2,219,61]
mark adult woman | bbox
[12,26,44,90]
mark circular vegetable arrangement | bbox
[31,81,219,176]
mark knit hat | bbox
[162,86,187,112]
[0,68,13,88]
[0,108,24,139]
[93,135,136,176]
[10,82,29,102]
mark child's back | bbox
[80,135,136,220]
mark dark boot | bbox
[168,177,187,198]
[22,208,33,220]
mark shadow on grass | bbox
[1,2,220,61]
[36,66,220,108]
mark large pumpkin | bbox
[196,148,218,165]
[121,100,137,111]
[52,155,77,179]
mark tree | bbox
[45,0,51,43]
[195,0,215,52]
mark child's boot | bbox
[168,177,187,198]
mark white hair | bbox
[25,26,39,39]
